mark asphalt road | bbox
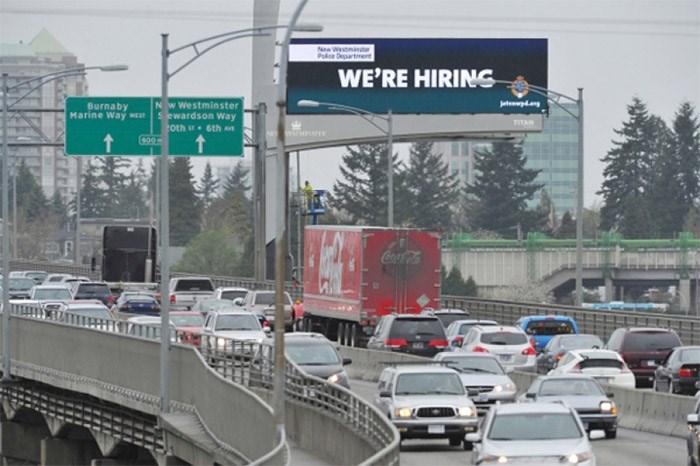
[350,379,688,466]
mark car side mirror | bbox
[379,390,392,398]
[525,392,536,399]
[263,327,271,334]
[233,298,243,306]
[342,358,352,366]
[465,433,481,443]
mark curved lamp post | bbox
[297,99,394,227]
[160,13,321,423]
[1,64,128,382]
[475,78,584,307]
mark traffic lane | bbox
[350,379,687,466]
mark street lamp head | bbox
[293,23,323,32]
[297,99,320,107]
[99,65,129,72]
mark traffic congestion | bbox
[4,263,699,465]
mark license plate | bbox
[595,377,611,384]
[499,354,512,362]
[476,395,489,402]
[413,342,425,349]
[647,360,657,367]
[428,424,445,434]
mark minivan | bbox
[605,327,682,388]
[367,314,449,357]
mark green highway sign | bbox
[64,96,244,156]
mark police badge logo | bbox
[511,76,529,99]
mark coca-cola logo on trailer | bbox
[381,238,424,279]
[318,231,344,296]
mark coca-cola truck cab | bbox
[300,226,442,348]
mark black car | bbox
[70,281,115,307]
[537,333,604,374]
[366,314,449,357]
[653,345,700,395]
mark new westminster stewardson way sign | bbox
[64,96,244,156]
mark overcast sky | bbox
[2,0,698,207]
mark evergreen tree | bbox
[80,160,106,218]
[222,161,251,200]
[536,188,557,235]
[173,230,239,275]
[198,161,220,208]
[466,141,545,238]
[598,97,655,231]
[49,191,68,229]
[16,162,48,222]
[401,141,458,229]
[97,156,130,216]
[464,276,478,297]
[619,195,654,238]
[442,265,467,296]
[332,144,398,226]
[672,102,700,206]
[120,171,148,219]
[555,211,576,239]
[169,157,201,246]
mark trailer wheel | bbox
[338,322,345,345]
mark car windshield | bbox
[578,356,623,370]
[624,332,681,351]
[557,335,603,350]
[488,412,582,440]
[442,356,505,375]
[481,331,527,345]
[76,284,110,294]
[26,272,47,282]
[171,314,204,327]
[253,292,292,305]
[220,290,248,300]
[215,314,260,331]
[34,288,72,300]
[66,308,112,319]
[286,343,341,365]
[395,373,464,395]
[9,278,34,290]
[389,318,444,339]
[526,320,575,336]
[538,379,604,396]
[174,279,214,292]
[680,348,700,362]
[200,300,236,312]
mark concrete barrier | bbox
[339,346,697,439]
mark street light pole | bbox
[474,78,584,306]
[1,64,127,381]
[296,99,394,226]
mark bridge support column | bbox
[604,277,614,302]
[0,419,49,464]
[679,278,691,315]
[40,437,104,466]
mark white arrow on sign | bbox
[196,134,206,154]
[104,134,113,154]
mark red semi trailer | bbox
[300,225,442,347]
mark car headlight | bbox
[216,337,228,349]
[458,406,476,417]
[599,400,617,414]
[327,372,347,385]
[567,451,594,464]
[394,407,413,418]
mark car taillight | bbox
[472,346,489,353]
[522,346,536,356]
[262,319,270,328]
[679,368,693,378]
[529,338,536,348]
[454,336,463,345]
[620,363,632,373]
[428,339,449,348]
[556,352,564,361]
[385,339,408,348]
[569,363,581,373]
[108,295,115,304]
[170,294,176,304]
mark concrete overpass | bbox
[442,245,700,314]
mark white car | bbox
[460,325,537,372]
[201,309,269,354]
[548,349,635,388]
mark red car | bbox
[170,311,205,346]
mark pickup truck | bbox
[235,289,294,331]
[168,276,215,310]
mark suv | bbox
[70,281,115,307]
[366,314,449,357]
[605,327,683,388]
[445,319,499,351]
[375,364,479,450]
[514,315,579,353]
[461,325,537,372]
